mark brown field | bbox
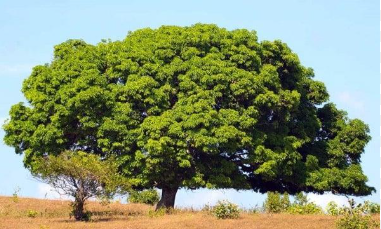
[0,196,378,229]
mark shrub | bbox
[264,192,322,215]
[294,192,308,206]
[212,200,240,219]
[287,202,323,215]
[287,192,322,215]
[280,192,291,210]
[27,210,39,218]
[128,189,160,205]
[264,192,290,213]
[362,201,380,214]
[336,198,380,229]
[336,213,379,229]
[326,201,340,216]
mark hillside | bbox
[0,196,378,229]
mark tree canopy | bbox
[33,151,129,220]
[3,24,373,208]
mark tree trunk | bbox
[72,197,85,221]
[156,187,178,210]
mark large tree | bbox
[3,24,374,209]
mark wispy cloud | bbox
[0,64,34,76]
[307,193,349,210]
[336,91,365,111]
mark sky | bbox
[0,0,379,209]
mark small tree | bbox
[264,192,290,213]
[33,151,129,221]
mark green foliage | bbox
[3,24,373,209]
[327,199,380,216]
[326,201,340,216]
[128,189,160,205]
[362,201,380,214]
[33,151,130,220]
[264,192,322,215]
[336,214,379,229]
[148,208,166,217]
[26,210,39,218]
[335,199,379,229]
[294,192,308,206]
[287,203,322,215]
[33,151,129,199]
[264,192,290,213]
[287,192,322,215]
[212,200,240,219]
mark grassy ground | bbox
[0,196,378,229]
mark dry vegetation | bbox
[0,196,378,229]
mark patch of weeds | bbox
[12,187,20,203]
[148,208,166,218]
[26,209,39,218]
[98,196,112,206]
[201,204,212,212]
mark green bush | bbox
[264,192,290,213]
[264,192,322,215]
[336,213,379,229]
[287,192,322,215]
[326,201,340,216]
[326,199,380,216]
[336,199,379,229]
[362,201,380,214]
[212,200,240,219]
[128,189,160,205]
[287,202,323,215]
[27,210,39,218]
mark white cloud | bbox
[0,64,34,76]
[37,183,72,200]
[307,193,349,210]
[176,189,233,209]
[336,91,365,111]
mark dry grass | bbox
[0,196,378,229]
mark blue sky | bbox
[0,0,379,208]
